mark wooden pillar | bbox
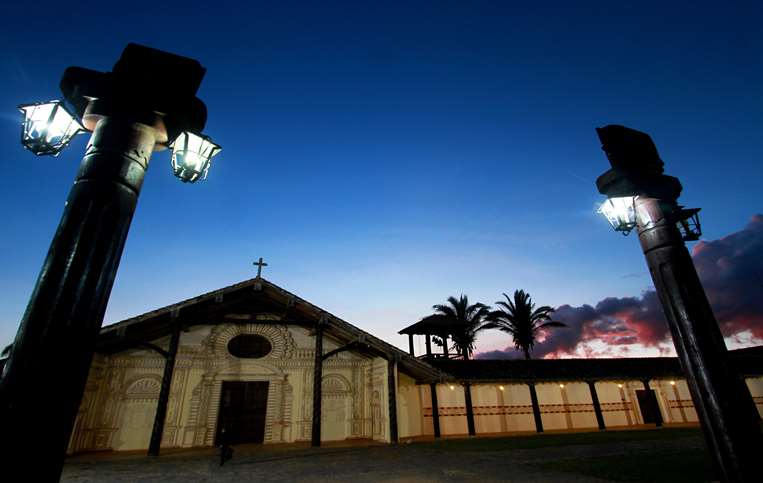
[429,383,441,438]
[528,382,543,433]
[387,358,398,443]
[464,382,476,436]
[642,378,663,427]
[425,334,432,356]
[587,380,606,430]
[408,334,414,356]
[148,324,181,456]
[311,323,324,447]
[442,335,449,358]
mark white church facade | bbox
[66,277,763,454]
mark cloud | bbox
[477,214,763,359]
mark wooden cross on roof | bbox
[253,257,268,278]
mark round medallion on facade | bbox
[227,334,272,359]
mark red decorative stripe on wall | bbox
[423,402,633,417]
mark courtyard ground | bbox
[62,427,715,482]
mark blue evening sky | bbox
[0,1,761,353]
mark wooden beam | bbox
[642,378,663,427]
[311,322,324,447]
[425,334,432,356]
[430,383,441,438]
[321,341,361,361]
[464,382,476,436]
[528,382,544,433]
[408,334,414,356]
[137,342,169,359]
[587,380,606,430]
[387,358,398,444]
[148,323,180,456]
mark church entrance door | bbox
[216,381,269,445]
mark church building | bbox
[66,277,763,454]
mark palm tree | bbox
[431,295,491,360]
[484,290,566,359]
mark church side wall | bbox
[397,372,423,438]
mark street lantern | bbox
[594,124,762,482]
[18,100,84,156]
[0,43,219,480]
[598,196,636,234]
[170,131,221,182]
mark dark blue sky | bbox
[1,1,761,355]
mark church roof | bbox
[97,277,446,383]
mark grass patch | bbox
[530,448,716,482]
[420,427,702,452]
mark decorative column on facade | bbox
[671,381,687,423]
[617,383,633,426]
[528,382,543,432]
[429,383,441,438]
[587,380,606,430]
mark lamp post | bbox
[0,44,220,480]
[594,125,762,482]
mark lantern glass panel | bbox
[19,101,84,156]
[170,132,221,183]
[598,196,637,233]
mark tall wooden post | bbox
[408,334,414,356]
[311,322,324,447]
[429,383,441,438]
[464,382,476,436]
[425,334,432,356]
[528,382,543,433]
[387,358,398,443]
[642,378,663,427]
[148,324,181,456]
[442,335,449,358]
[587,380,606,430]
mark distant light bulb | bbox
[449,385,455,390]
[617,384,623,388]
[498,385,505,391]
[670,380,676,386]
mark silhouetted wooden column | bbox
[528,382,543,432]
[387,358,398,443]
[587,380,606,430]
[442,335,449,358]
[464,382,476,436]
[311,323,324,447]
[408,334,414,356]
[642,378,662,427]
[148,324,181,456]
[425,334,432,356]
[429,383,441,438]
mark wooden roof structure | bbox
[430,347,763,383]
[397,314,463,336]
[96,277,445,383]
